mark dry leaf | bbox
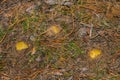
[89,49,101,59]
[59,56,66,62]
[31,47,36,55]
[46,25,62,37]
[16,41,28,51]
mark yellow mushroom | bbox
[16,41,28,51]
[89,49,101,59]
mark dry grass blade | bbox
[0,18,26,44]
[0,0,120,80]
[0,0,7,4]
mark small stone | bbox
[30,35,36,41]
[44,0,58,5]
[26,5,36,14]
[81,67,88,73]
[78,27,87,37]
[44,0,73,6]
[35,56,42,62]
[63,2,73,6]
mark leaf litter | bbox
[0,0,120,80]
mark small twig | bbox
[112,50,120,62]
[29,69,44,79]
[0,73,10,79]
[89,23,93,38]
[1,0,7,4]
[0,18,26,44]
[80,22,91,27]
